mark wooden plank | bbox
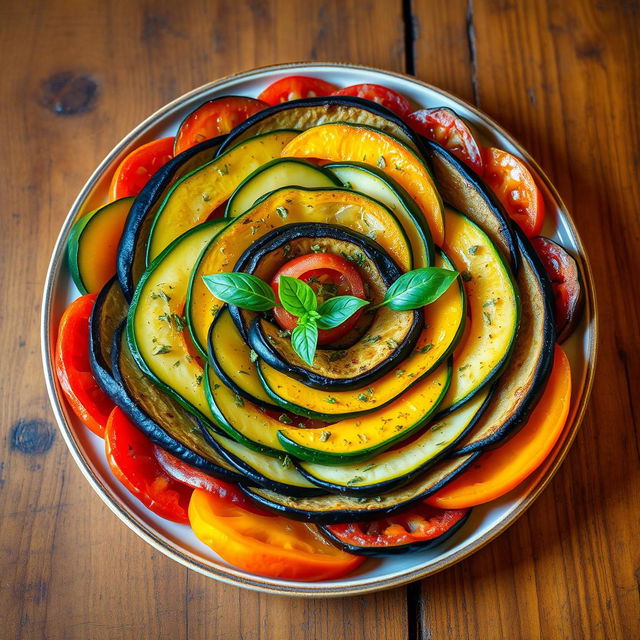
[0,1,410,638]
[411,1,640,638]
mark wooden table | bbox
[1,1,638,638]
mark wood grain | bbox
[412,1,640,638]
[1,0,638,638]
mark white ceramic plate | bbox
[41,63,597,597]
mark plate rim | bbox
[41,61,598,597]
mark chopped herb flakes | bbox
[326,396,337,404]
[468,245,480,255]
[377,155,386,168]
[319,430,331,442]
[386,338,399,349]
[278,414,293,425]
[276,206,288,219]
[357,393,369,402]
[217,163,229,176]
[395,369,406,378]
[150,291,171,303]
[281,455,292,468]
[459,364,471,371]
[363,334,381,344]
[233,394,244,407]
[416,343,434,354]
[195,375,203,386]
[310,244,325,253]
[483,311,492,325]
[341,251,366,267]
[152,344,172,355]
[362,464,376,472]
[461,271,473,282]
[328,350,347,362]
[483,298,498,308]
[249,349,259,363]
[347,476,364,485]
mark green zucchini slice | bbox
[146,129,299,263]
[454,228,555,453]
[242,452,478,524]
[326,161,434,268]
[298,388,490,495]
[187,186,412,355]
[225,158,340,217]
[276,360,452,465]
[68,197,134,294]
[111,323,242,480]
[128,220,227,426]
[257,250,465,419]
[435,207,520,415]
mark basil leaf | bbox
[202,272,276,311]
[316,296,369,329]
[291,321,318,366]
[381,267,458,311]
[278,276,317,317]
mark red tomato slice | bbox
[427,344,571,509]
[189,488,364,580]
[331,83,412,117]
[270,253,366,345]
[325,503,468,551]
[109,137,174,200]
[258,76,337,105]
[174,96,267,154]
[482,147,545,237]
[55,294,114,437]
[532,237,583,341]
[152,445,266,514]
[105,408,193,523]
[406,107,483,174]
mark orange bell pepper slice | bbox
[189,488,364,580]
[427,344,571,509]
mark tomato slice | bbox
[189,488,364,580]
[55,294,114,437]
[323,503,468,553]
[331,83,412,117]
[109,137,174,200]
[427,344,571,509]
[152,446,266,514]
[532,237,583,342]
[174,96,267,154]
[406,107,483,174]
[105,408,193,522]
[258,76,338,105]
[270,253,366,345]
[482,147,545,237]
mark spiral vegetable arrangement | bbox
[56,78,581,579]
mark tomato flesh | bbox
[109,137,174,199]
[174,96,267,154]
[331,83,412,117]
[532,236,582,340]
[482,147,545,237]
[189,488,364,580]
[55,294,114,437]
[105,407,193,522]
[325,503,468,550]
[407,107,483,174]
[258,76,337,105]
[270,253,366,345]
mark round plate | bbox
[41,62,597,597]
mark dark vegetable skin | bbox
[109,322,242,481]
[240,453,479,524]
[532,236,584,342]
[117,135,225,300]
[454,227,556,454]
[422,137,519,273]
[320,508,471,555]
[88,277,128,399]
[216,96,426,156]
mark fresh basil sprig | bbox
[202,265,458,366]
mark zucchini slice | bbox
[298,388,490,495]
[204,365,285,455]
[69,197,134,294]
[207,308,278,409]
[111,323,242,480]
[436,207,520,415]
[118,136,224,300]
[242,453,478,524]
[89,277,128,398]
[128,220,227,426]
[326,162,434,268]
[216,95,421,154]
[281,123,445,246]
[276,360,452,465]
[423,138,518,271]
[146,129,299,263]
[258,250,465,419]
[187,187,412,355]
[225,158,340,217]
[203,430,322,497]
[454,228,556,453]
